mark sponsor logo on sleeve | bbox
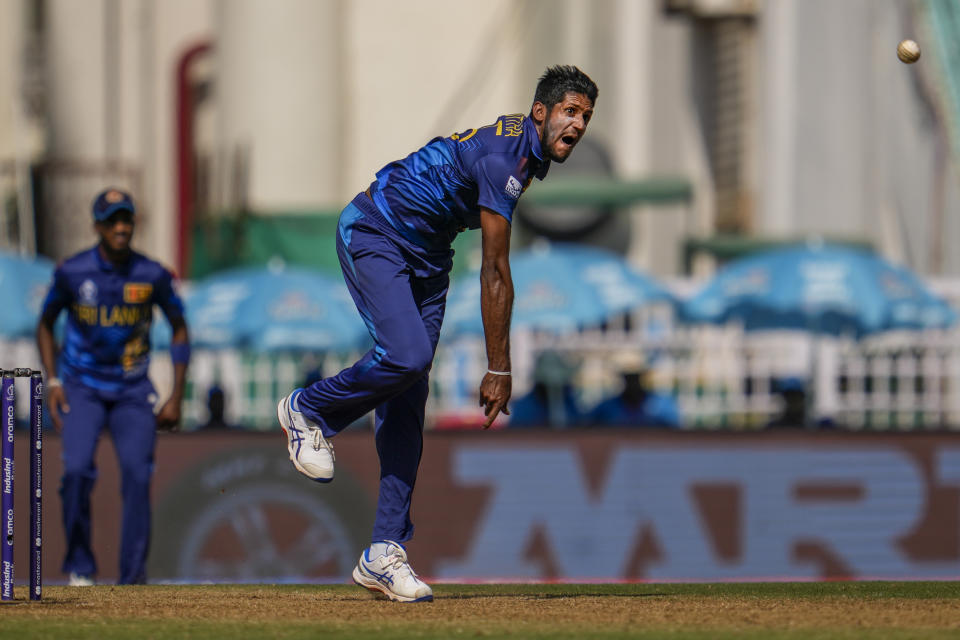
[505,176,523,200]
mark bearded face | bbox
[539,92,594,163]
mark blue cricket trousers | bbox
[59,377,156,584]
[296,194,449,543]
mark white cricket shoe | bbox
[352,541,434,603]
[277,388,335,482]
[68,572,95,587]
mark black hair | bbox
[533,65,598,111]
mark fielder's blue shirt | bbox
[41,247,185,392]
[369,113,550,254]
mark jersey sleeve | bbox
[40,267,71,322]
[154,268,186,323]
[471,152,524,222]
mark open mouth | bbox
[561,134,577,146]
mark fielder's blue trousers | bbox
[59,377,156,584]
[296,194,449,544]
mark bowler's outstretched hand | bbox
[479,372,511,429]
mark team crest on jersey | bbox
[124,283,153,304]
[504,175,523,200]
[78,279,98,305]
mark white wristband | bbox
[46,376,63,388]
[487,369,511,376]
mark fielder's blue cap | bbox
[92,188,136,221]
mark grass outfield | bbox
[0,582,958,639]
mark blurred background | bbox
[3,0,960,584]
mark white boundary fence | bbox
[4,279,960,431]
[429,302,960,431]
[5,327,960,431]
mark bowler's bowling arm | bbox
[478,207,513,427]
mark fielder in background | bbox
[36,188,190,586]
[277,65,597,602]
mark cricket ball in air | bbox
[897,39,921,64]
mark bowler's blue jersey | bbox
[369,113,549,252]
[41,247,185,392]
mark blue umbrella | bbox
[181,266,369,352]
[444,243,676,336]
[0,252,54,338]
[682,244,957,336]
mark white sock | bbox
[367,541,402,559]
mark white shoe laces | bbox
[311,428,334,458]
[385,548,420,580]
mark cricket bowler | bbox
[277,65,597,602]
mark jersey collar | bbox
[524,116,551,180]
[94,244,133,273]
